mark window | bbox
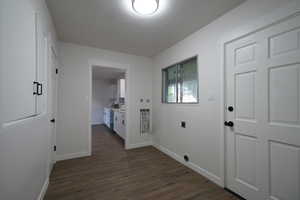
[162,57,198,103]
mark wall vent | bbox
[140,109,150,135]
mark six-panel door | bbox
[225,13,300,200]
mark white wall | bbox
[152,0,296,186]
[91,79,115,125]
[57,42,153,158]
[0,0,57,199]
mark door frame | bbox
[50,45,58,164]
[46,40,59,176]
[88,59,131,155]
[220,2,300,187]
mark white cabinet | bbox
[116,79,126,99]
[119,79,126,98]
[118,112,126,139]
[113,110,126,139]
[1,2,46,124]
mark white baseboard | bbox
[91,122,104,125]
[126,141,153,150]
[55,151,90,162]
[153,143,223,187]
[37,177,49,200]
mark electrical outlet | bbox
[184,155,189,162]
[181,121,186,128]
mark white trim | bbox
[126,141,153,149]
[219,39,226,187]
[153,143,223,187]
[55,151,90,162]
[89,66,92,156]
[220,1,300,188]
[88,59,131,153]
[37,177,49,200]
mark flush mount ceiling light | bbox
[132,0,159,15]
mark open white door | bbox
[225,13,300,200]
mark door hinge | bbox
[54,145,57,152]
[56,68,58,74]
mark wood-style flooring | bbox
[44,125,239,200]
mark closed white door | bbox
[1,1,37,124]
[1,2,47,125]
[49,48,58,169]
[225,13,300,200]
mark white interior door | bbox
[225,13,300,200]
[225,33,262,200]
[1,1,37,124]
[49,47,58,171]
[36,13,47,116]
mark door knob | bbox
[228,106,234,112]
[224,121,234,127]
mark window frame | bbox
[161,56,199,104]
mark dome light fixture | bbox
[132,0,159,15]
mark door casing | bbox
[88,59,131,153]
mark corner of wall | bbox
[36,177,49,200]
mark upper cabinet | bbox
[118,79,126,98]
[1,1,47,125]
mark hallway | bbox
[44,125,239,200]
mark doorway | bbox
[90,66,127,152]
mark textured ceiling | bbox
[46,0,245,57]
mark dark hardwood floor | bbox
[44,125,239,200]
